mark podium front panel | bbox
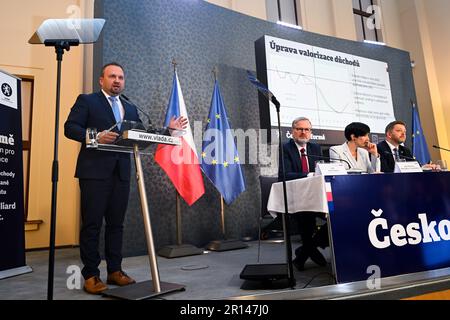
[327,172,450,283]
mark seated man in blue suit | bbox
[279,117,328,271]
[377,120,413,173]
[65,62,186,294]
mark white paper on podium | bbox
[314,162,348,176]
[394,161,423,173]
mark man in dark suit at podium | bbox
[65,62,186,294]
[279,117,328,271]
[377,120,413,173]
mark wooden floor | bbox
[404,289,450,300]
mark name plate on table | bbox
[118,130,181,147]
[394,161,423,173]
[315,163,348,176]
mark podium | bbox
[93,129,185,300]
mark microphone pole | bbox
[271,93,296,288]
[245,71,298,286]
[382,151,421,165]
[121,94,156,133]
[121,94,184,135]
[433,145,450,153]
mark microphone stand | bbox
[121,94,183,136]
[383,151,421,165]
[272,94,296,288]
[121,94,156,133]
[433,145,450,153]
[240,72,294,287]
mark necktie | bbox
[109,96,122,130]
[393,148,400,161]
[300,148,309,173]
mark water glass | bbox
[436,160,448,171]
[86,127,98,148]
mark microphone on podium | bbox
[433,145,450,153]
[306,154,351,170]
[120,94,157,133]
[122,94,186,135]
[382,151,420,165]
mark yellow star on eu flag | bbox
[234,156,240,163]
[212,159,218,165]
[223,161,229,168]
[207,118,211,123]
[215,114,221,119]
[201,152,206,158]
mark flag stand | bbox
[202,69,247,251]
[206,196,248,251]
[156,61,205,258]
[157,192,203,258]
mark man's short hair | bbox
[100,62,124,77]
[344,122,371,141]
[291,117,312,129]
[385,120,406,134]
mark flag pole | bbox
[411,99,431,165]
[214,70,228,236]
[205,67,247,252]
[212,66,218,82]
[220,196,226,237]
[157,58,203,258]
[172,58,178,72]
[176,192,182,245]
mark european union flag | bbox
[201,80,245,205]
[412,104,431,164]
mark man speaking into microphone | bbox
[279,117,328,271]
[64,62,187,294]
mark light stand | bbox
[29,18,105,300]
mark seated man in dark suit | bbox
[278,117,328,271]
[377,120,413,173]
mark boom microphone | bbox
[383,150,420,164]
[121,94,156,133]
[433,145,450,153]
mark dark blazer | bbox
[64,92,142,181]
[278,139,323,181]
[377,140,414,173]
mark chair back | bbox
[259,175,278,218]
